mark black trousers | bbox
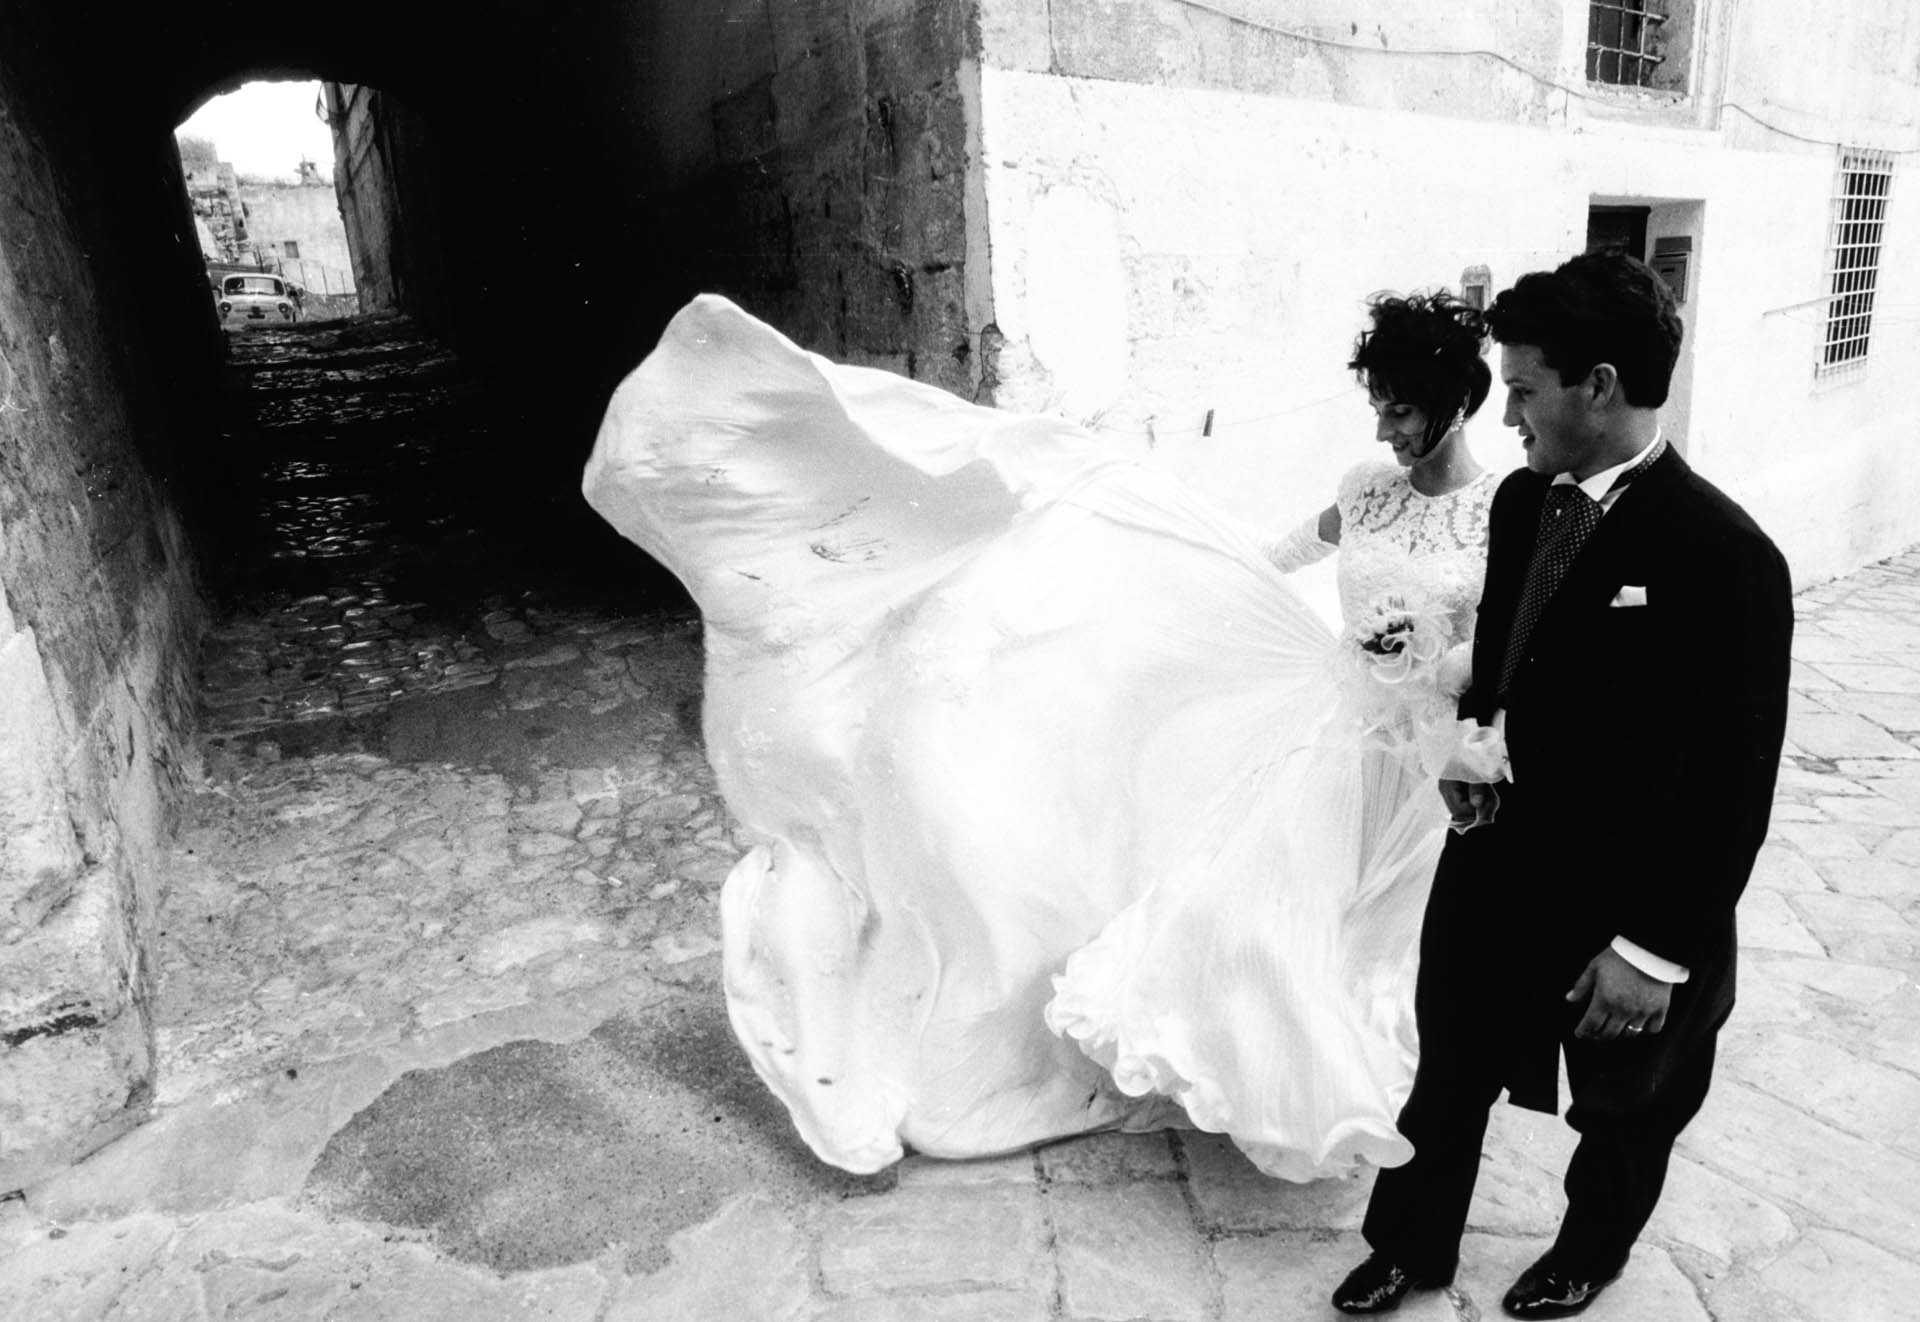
[1360,819,1723,1280]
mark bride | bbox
[582,290,1499,1179]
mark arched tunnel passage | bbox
[177,60,699,631]
[0,0,982,1215]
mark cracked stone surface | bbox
[2,319,1916,1319]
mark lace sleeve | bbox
[1262,512,1336,573]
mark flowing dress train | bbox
[583,295,1494,1178]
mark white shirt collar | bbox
[1551,430,1663,499]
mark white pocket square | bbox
[1610,585,1648,608]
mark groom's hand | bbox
[1566,947,1671,1041]
[1439,779,1498,833]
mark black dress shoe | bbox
[1331,1252,1449,1314]
[1501,1252,1623,1318]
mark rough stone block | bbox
[861,6,974,95]
[1826,690,1920,732]
[850,0,923,26]
[1037,1129,1177,1184]
[842,347,913,377]
[979,0,1053,71]
[864,90,969,267]
[1050,1180,1212,1320]
[1770,801,1827,826]
[1737,887,1827,956]
[708,0,777,98]
[1760,1227,1920,1321]
[1790,659,1840,691]
[715,161,800,289]
[1875,827,1920,865]
[608,1193,809,1322]
[1788,891,1917,964]
[1792,628,1860,663]
[816,1184,1046,1295]
[894,1149,1037,1187]
[1180,1131,1369,1232]
[1769,822,1873,859]
[1812,661,1920,694]
[0,1210,177,1318]
[773,31,863,147]
[1742,953,1905,1005]
[843,253,915,355]
[1046,0,1207,89]
[0,867,138,1029]
[1680,1080,1920,1259]
[1747,846,1827,893]
[768,0,848,69]
[1784,711,1919,761]
[812,1293,1050,1322]
[712,77,779,166]
[1649,1152,1799,1265]
[0,997,151,1191]
[1814,792,1918,826]
[1468,1104,1575,1236]
[1810,856,1918,902]
[908,265,975,395]
[0,628,84,909]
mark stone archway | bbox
[0,0,988,1191]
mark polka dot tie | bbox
[1496,443,1665,702]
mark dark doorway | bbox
[1586,204,1651,259]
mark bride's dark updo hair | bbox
[1347,291,1492,432]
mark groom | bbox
[1331,250,1793,1317]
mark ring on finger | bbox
[1625,1024,1644,1033]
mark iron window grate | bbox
[1821,149,1896,375]
[1588,1,1669,87]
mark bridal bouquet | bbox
[1348,593,1450,691]
[1346,593,1511,783]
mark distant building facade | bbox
[238,170,357,302]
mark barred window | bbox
[1587,1,1690,93]
[1821,150,1895,374]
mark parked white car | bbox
[217,273,300,328]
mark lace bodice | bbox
[1335,462,1498,643]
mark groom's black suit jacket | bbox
[1434,443,1793,1110]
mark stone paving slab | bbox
[1050,1181,1213,1321]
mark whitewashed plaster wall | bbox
[969,4,1920,593]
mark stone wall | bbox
[621,0,985,395]
[985,0,1566,126]
[317,3,989,452]
[327,83,429,316]
[0,42,206,1191]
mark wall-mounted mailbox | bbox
[1651,235,1692,304]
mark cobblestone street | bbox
[3,320,1917,1321]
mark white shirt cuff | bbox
[1611,935,1690,983]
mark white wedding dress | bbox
[583,296,1497,1179]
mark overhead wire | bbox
[1167,0,1920,155]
